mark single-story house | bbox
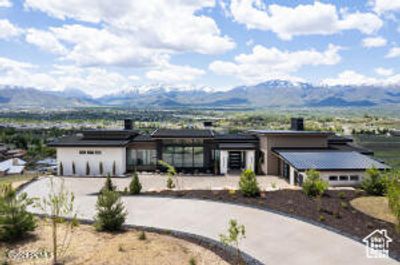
[48,118,389,186]
[0,158,26,176]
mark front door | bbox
[228,151,242,169]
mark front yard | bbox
[0,220,228,265]
[138,188,400,260]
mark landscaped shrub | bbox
[219,219,246,264]
[94,190,127,232]
[112,161,116,176]
[302,169,328,197]
[99,162,104,175]
[0,183,36,241]
[361,168,387,196]
[129,172,142,195]
[239,169,260,197]
[86,161,90,176]
[101,174,116,193]
[72,161,76,175]
[386,170,400,230]
[158,160,178,189]
[138,231,146,240]
[59,162,63,176]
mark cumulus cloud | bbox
[371,0,400,14]
[209,44,341,83]
[362,37,387,48]
[0,19,23,40]
[322,70,400,86]
[23,0,235,68]
[375,67,393,76]
[228,1,382,40]
[146,63,205,83]
[386,47,400,58]
[25,28,67,55]
[0,57,137,97]
[0,0,11,7]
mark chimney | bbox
[124,119,133,130]
[291,117,304,131]
[203,121,213,129]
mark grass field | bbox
[0,174,37,189]
[354,135,400,168]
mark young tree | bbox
[239,169,260,197]
[86,162,90,176]
[220,219,246,264]
[112,161,116,176]
[0,183,36,241]
[129,172,142,195]
[94,190,127,232]
[59,162,64,176]
[35,178,78,265]
[102,174,117,193]
[71,161,76,175]
[386,170,400,231]
[362,167,387,196]
[158,160,178,189]
[99,162,104,176]
[302,169,328,197]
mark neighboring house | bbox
[48,118,389,186]
[0,158,26,176]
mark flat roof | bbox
[47,135,131,147]
[249,130,333,136]
[274,149,389,171]
[219,143,257,150]
[151,129,214,138]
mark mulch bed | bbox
[138,189,400,260]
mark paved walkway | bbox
[21,178,397,265]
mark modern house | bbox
[48,118,389,186]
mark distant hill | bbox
[1,80,400,109]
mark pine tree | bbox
[102,174,116,193]
[99,162,104,175]
[59,162,64,176]
[86,162,90,176]
[129,172,142,195]
[94,190,127,231]
[72,161,76,175]
[0,183,37,241]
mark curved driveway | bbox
[22,178,397,265]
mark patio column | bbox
[220,150,228,175]
[245,150,255,172]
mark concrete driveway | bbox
[21,177,397,265]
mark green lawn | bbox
[354,134,400,168]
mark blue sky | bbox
[0,0,400,97]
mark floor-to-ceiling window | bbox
[162,139,204,168]
[127,149,157,167]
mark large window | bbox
[162,146,204,168]
[127,149,157,166]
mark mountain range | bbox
[1,80,400,109]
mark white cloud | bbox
[146,63,205,83]
[375,67,393,76]
[209,44,341,84]
[372,0,400,14]
[321,70,378,86]
[362,37,387,48]
[229,1,382,40]
[23,0,235,63]
[386,47,400,58]
[0,57,136,97]
[25,28,67,55]
[0,19,23,40]
[0,0,11,7]
[321,70,400,86]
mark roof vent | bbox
[291,118,304,131]
[124,119,133,130]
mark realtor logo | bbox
[363,229,392,259]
